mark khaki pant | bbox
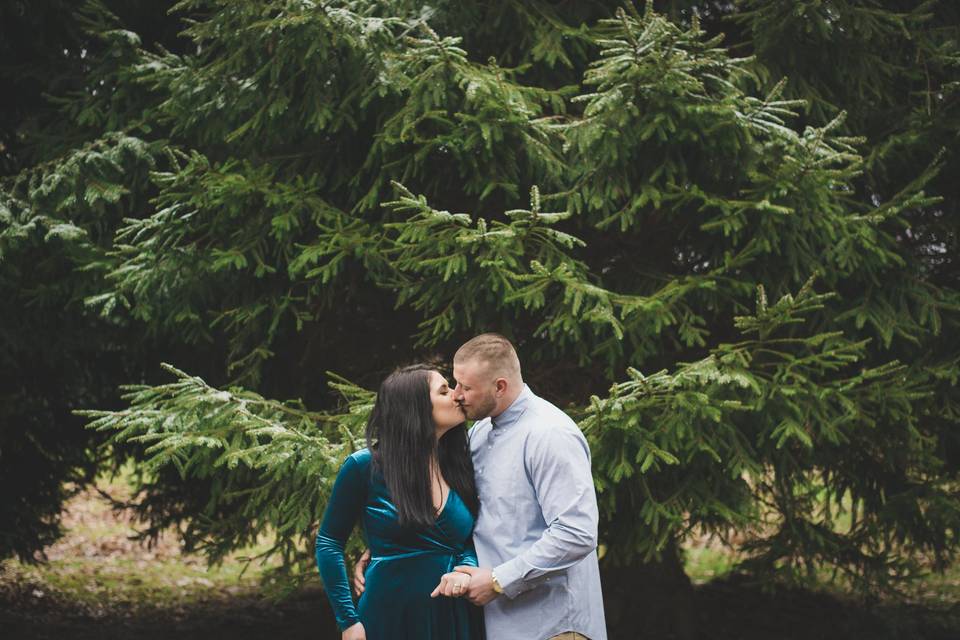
[549,634,590,640]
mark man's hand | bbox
[352,549,371,596]
[342,621,366,640]
[430,571,472,598]
[454,565,500,606]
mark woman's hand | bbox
[352,548,371,596]
[429,570,472,598]
[343,621,366,640]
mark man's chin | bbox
[461,408,483,421]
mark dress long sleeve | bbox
[455,537,479,568]
[315,453,367,632]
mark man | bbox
[357,333,607,640]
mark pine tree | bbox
[4,1,959,636]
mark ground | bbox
[2,478,959,639]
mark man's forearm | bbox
[492,516,598,598]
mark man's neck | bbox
[492,382,524,419]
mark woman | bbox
[315,365,485,640]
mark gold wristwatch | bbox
[490,570,504,594]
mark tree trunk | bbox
[601,539,696,640]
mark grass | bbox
[683,543,742,585]
[0,471,286,619]
[902,564,960,607]
[7,477,960,607]
[680,526,960,608]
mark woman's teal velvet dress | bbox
[315,449,485,639]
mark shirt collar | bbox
[491,384,532,430]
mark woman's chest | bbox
[362,483,474,546]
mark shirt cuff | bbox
[493,557,536,599]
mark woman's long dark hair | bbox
[366,364,480,529]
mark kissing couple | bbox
[315,333,607,640]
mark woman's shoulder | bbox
[346,447,373,467]
[334,448,373,486]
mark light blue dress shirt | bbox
[470,385,607,640]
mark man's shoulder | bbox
[525,394,581,434]
[520,397,589,456]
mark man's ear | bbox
[495,378,508,396]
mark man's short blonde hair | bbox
[454,333,522,381]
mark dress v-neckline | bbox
[435,486,454,521]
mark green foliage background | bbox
[2,0,959,615]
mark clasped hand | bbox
[430,568,472,598]
[430,566,499,606]
[353,550,499,606]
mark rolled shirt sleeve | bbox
[492,425,599,598]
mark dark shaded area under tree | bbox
[2,577,958,640]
